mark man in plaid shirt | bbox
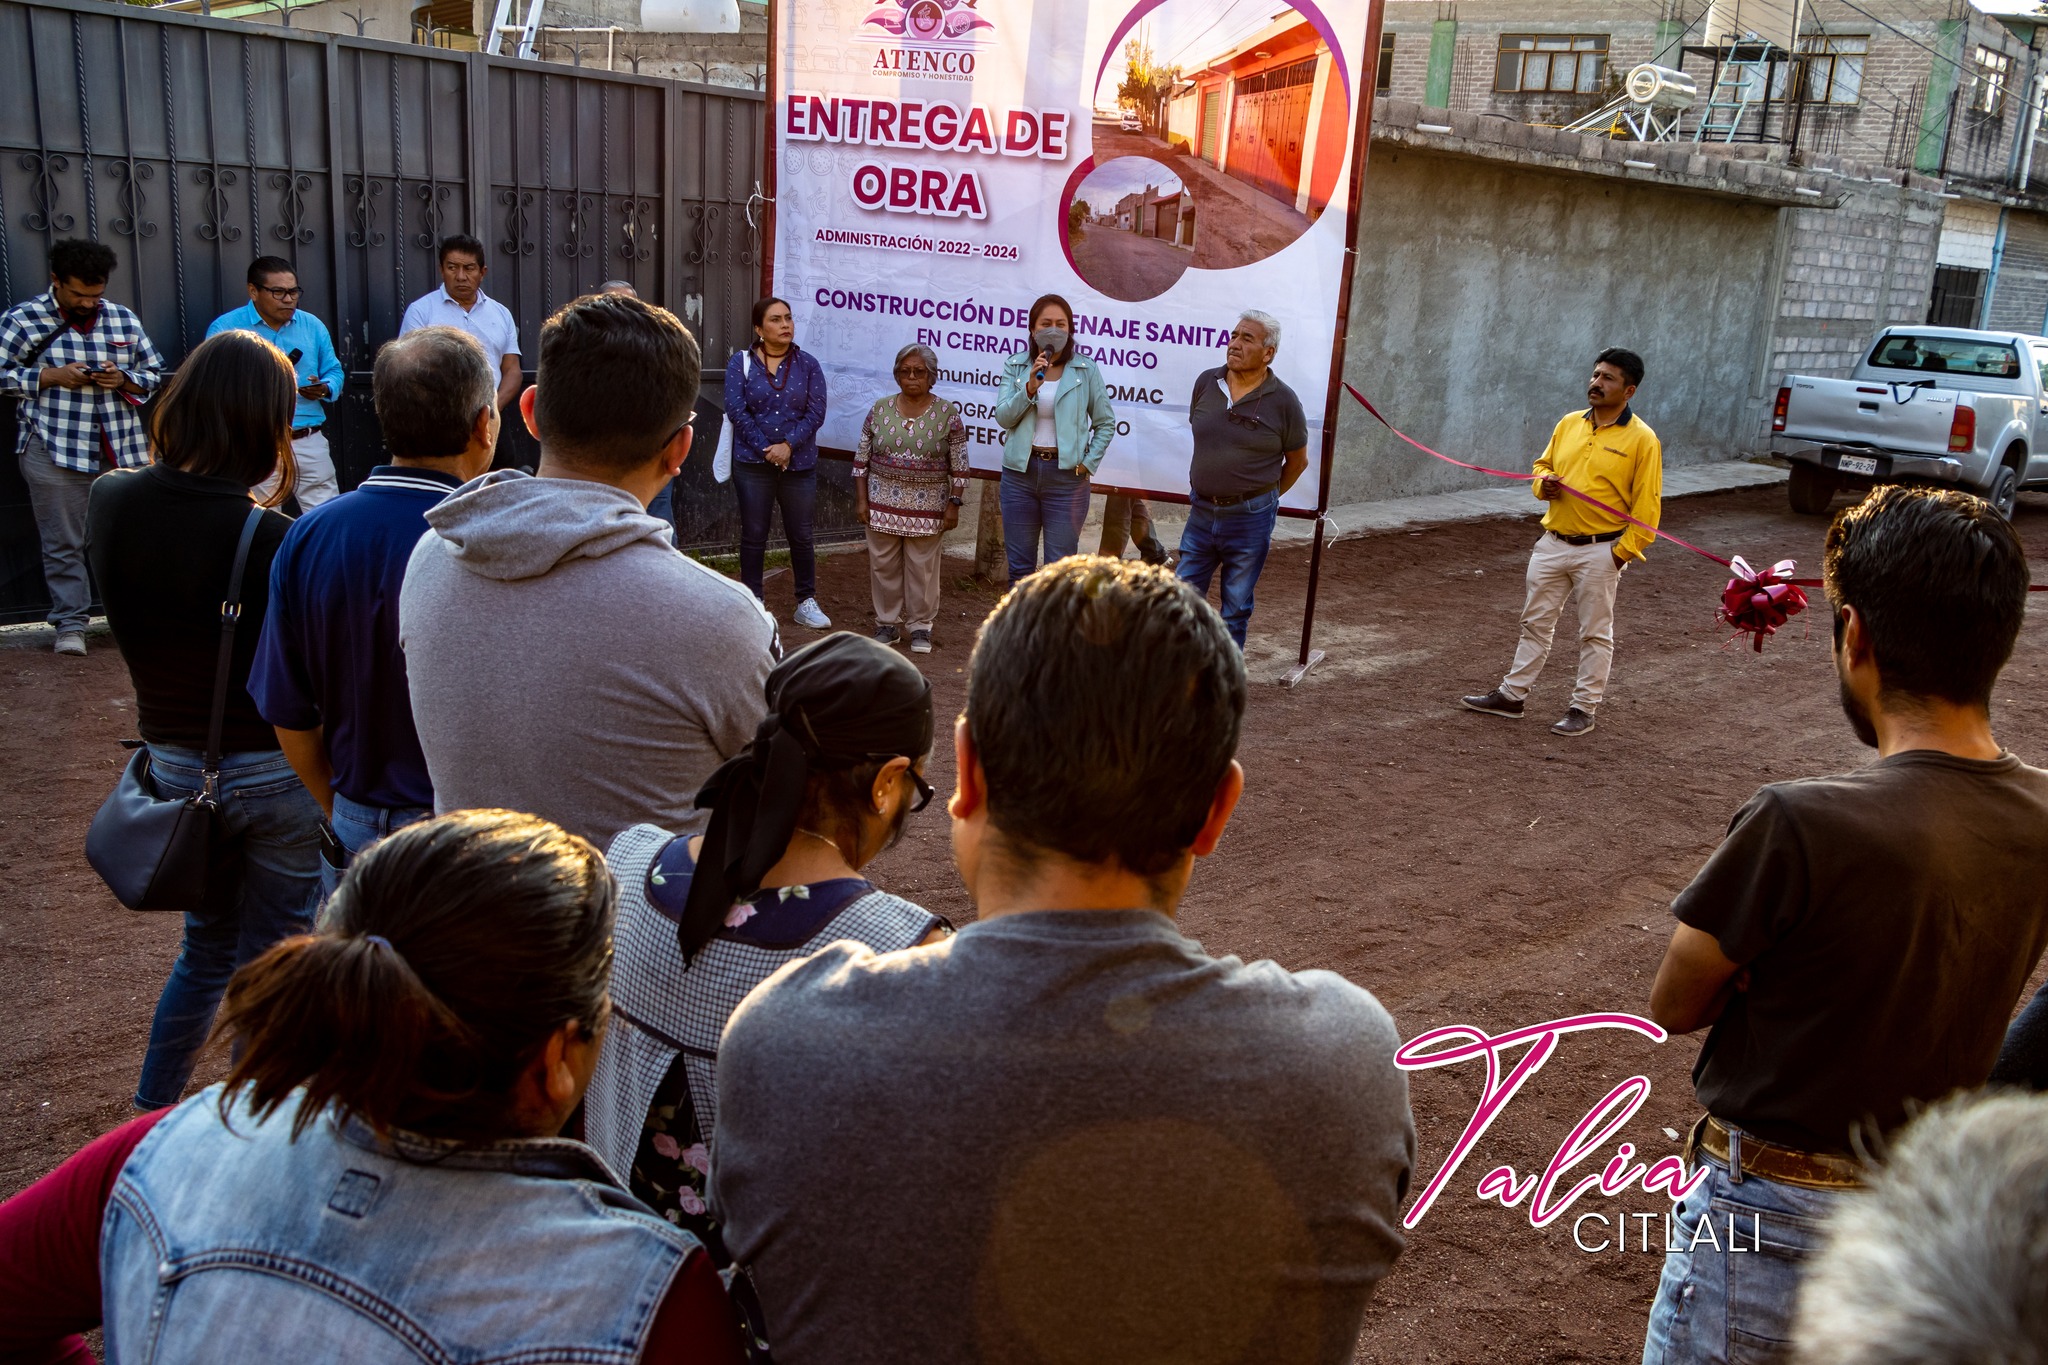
[0,239,163,655]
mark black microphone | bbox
[286,348,303,366]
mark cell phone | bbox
[317,820,347,871]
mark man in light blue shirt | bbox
[399,234,523,416]
[206,254,346,509]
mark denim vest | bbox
[101,1085,702,1364]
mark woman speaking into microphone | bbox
[992,294,1116,588]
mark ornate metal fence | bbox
[0,0,769,620]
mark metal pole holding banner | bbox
[758,0,778,298]
[1284,0,1386,689]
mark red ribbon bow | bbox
[1717,557,1808,652]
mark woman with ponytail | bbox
[0,810,746,1364]
[584,632,947,1254]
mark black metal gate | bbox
[0,0,770,622]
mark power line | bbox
[1833,0,2048,137]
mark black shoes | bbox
[1551,707,1597,737]
[1462,690,1599,735]
[1460,688,1525,718]
[874,625,901,646]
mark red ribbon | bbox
[1340,385,2045,653]
[1717,557,1808,653]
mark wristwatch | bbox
[947,495,963,506]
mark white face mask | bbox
[1032,326,1069,355]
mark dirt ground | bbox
[5,483,2047,1362]
[1070,221,1195,301]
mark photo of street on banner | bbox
[763,0,1378,637]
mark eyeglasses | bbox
[652,413,694,460]
[895,366,932,378]
[256,285,302,301]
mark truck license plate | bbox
[1836,455,1878,476]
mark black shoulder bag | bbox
[85,505,266,912]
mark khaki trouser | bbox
[1500,531,1623,712]
[254,430,339,513]
[867,527,945,631]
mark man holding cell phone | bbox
[0,237,164,656]
[207,255,346,512]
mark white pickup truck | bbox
[1770,325,2048,516]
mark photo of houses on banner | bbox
[1067,0,1352,301]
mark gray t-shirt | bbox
[712,909,1414,1365]
[1188,366,1309,498]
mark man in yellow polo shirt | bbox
[1461,349,1660,737]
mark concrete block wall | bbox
[1754,176,1947,444]
[1333,145,1785,503]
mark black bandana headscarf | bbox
[678,632,933,961]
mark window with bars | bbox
[1494,35,1608,94]
[1972,46,2012,115]
[1377,34,1394,93]
[1236,57,1318,95]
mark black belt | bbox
[1550,528,1623,546]
[291,425,322,440]
[1197,484,1277,507]
[1030,446,1060,461]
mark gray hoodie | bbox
[399,469,777,849]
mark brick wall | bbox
[1376,2,2028,177]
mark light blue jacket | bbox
[206,302,345,430]
[993,349,1117,474]
[101,1085,702,1363]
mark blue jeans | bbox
[1991,979,2048,1089]
[646,477,675,533]
[320,791,434,901]
[733,459,817,601]
[1641,1152,1842,1365]
[999,461,1091,587]
[1175,489,1280,648]
[134,747,324,1110]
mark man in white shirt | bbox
[399,234,522,414]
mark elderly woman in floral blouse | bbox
[853,343,970,654]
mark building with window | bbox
[1374,1,2048,336]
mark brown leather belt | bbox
[1030,446,1060,461]
[1685,1114,1864,1192]
[291,425,322,440]
[1550,528,1623,546]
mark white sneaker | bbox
[793,598,832,630]
[54,630,87,657]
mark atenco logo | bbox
[861,0,992,43]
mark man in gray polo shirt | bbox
[1178,310,1310,648]
[713,559,1413,1365]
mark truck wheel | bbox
[1990,462,2019,519]
[1787,463,1835,515]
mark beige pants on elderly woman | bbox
[1499,531,1623,713]
[867,528,945,632]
